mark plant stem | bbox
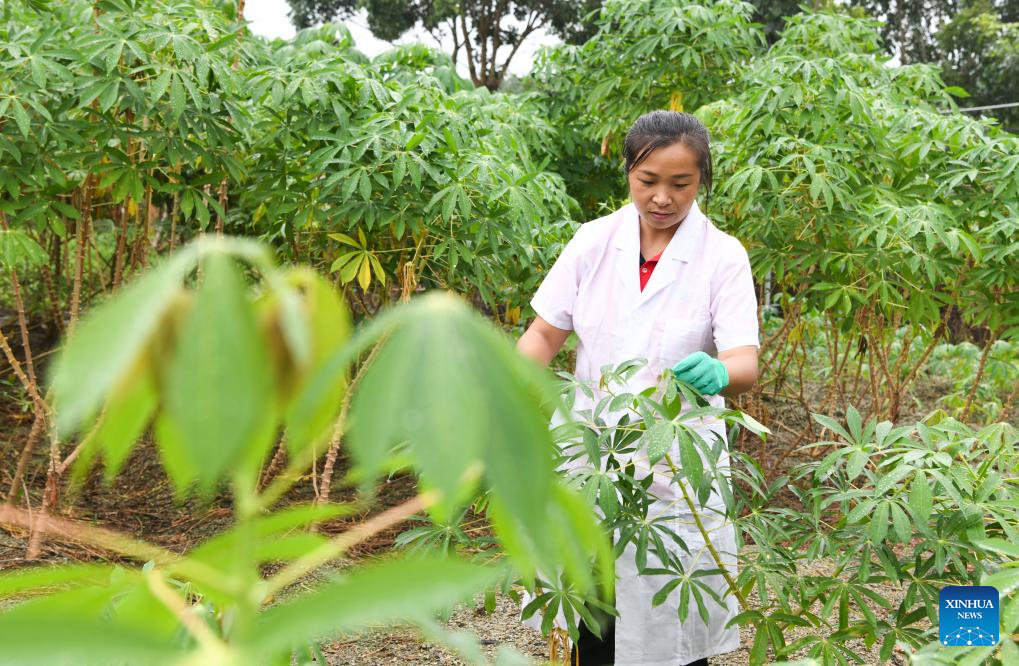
[662,453,748,609]
[0,503,239,592]
[315,335,387,512]
[962,331,998,421]
[68,175,94,337]
[4,410,46,507]
[264,491,438,600]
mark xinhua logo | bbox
[939,586,999,646]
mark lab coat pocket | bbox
[656,316,711,368]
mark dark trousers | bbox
[571,611,710,666]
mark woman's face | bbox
[627,140,702,231]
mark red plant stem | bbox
[40,262,63,336]
[216,179,227,235]
[130,183,153,270]
[962,331,998,421]
[112,201,130,290]
[68,176,94,337]
[25,428,61,559]
[4,410,46,507]
[257,437,289,492]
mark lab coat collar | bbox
[613,201,707,305]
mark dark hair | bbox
[623,110,713,201]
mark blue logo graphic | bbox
[939,586,999,646]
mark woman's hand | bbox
[671,351,728,395]
[672,346,758,397]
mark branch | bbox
[264,490,438,598]
[0,504,235,594]
[459,11,479,84]
[496,11,545,87]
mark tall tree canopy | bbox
[285,0,601,90]
[939,0,1019,128]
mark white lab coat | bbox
[525,201,759,665]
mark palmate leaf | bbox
[156,253,276,494]
[50,245,198,436]
[250,556,500,656]
[0,228,47,269]
[347,293,612,593]
[348,293,554,521]
[280,269,351,455]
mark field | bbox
[0,1,1017,665]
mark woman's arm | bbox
[517,316,572,367]
[718,345,758,398]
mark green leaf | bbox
[908,470,932,523]
[405,131,426,151]
[327,232,360,248]
[170,74,185,119]
[0,564,115,599]
[889,502,911,544]
[95,363,158,480]
[678,428,704,491]
[10,99,30,139]
[645,420,673,464]
[971,538,1019,559]
[252,556,500,654]
[0,585,177,664]
[98,80,120,113]
[811,413,853,442]
[874,464,913,495]
[0,228,47,269]
[847,449,869,480]
[983,568,1019,597]
[50,246,197,436]
[157,253,276,493]
[749,624,770,665]
[282,270,352,455]
[348,294,554,520]
[148,69,172,104]
[869,501,889,544]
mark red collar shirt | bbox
[639,250,663,291]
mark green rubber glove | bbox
[671,351,729,395]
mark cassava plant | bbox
[448,359,1018,664]
[0,236,613,665]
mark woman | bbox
[516,111,759,665]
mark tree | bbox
[939,0,1019,129]
[285,0,602,90]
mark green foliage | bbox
[703,10,1019,338]
[0,0,575,322]
[530,0,764,216]
[939,0,1019,129]
[739,412,1019,664]
[0,238,613,664]
[925,340,1019,423]
[503,359,1019,663]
